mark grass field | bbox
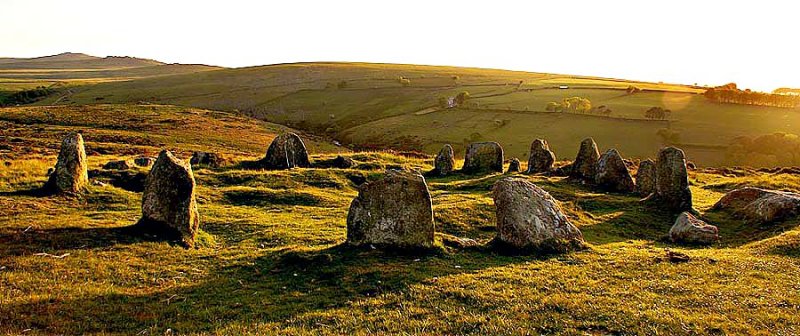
[30,62,800,167]
[1,105,800,335]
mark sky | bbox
[1,0,798,92]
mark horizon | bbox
[2,0,799,92]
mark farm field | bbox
[1,104,800,335]
[31,62,800,167]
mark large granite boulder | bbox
[262,133,311,169]
[669,212,719,245]
[712,187,800,225]
[346,170,435,249]
[45,133,89,194]
[462,142,503,174]
[594,149,635,192]
[570,138,600,181]
[431,144,455,176]
[650,147,693,212]
[139,150,200,247]
[526,139,556,174]
[492,177,584,251]
[506,158,521,173]
[636,159,657,196]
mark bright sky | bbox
[2,0,798,91]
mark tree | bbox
[455,91,470,105]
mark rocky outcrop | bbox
[462,142,503,174]
[636,159,657,196]
[526,139,556,174]
[262,133,311,169]
[669,212,719,245]
[570,138,599,181]
[492,177,584,251]
[648,147,693,212]
[139,150,200,247]
[430,144,455,176]
[713,187,800,225]
[45,133,89,194]
[506,158,521,173]
[594,149,635,192]
[346,170,435,249]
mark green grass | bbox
[30,62,800,166]
[1,104,800,335]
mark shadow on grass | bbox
[0,244,536,335]
[0,224,172,257]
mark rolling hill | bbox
[36,62,800,167]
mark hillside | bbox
[1,104,800,335]
[40,62,800,167]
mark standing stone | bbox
[346,170,435,249]
[507,158,521,173]
[636,159,657,196]
[140,150,200,247]
[45,133,89,194]
[669,212,719,244]
[594,149,635,193]
[431,144,455,176]
[526,139,556,174]
[492,177,584,251]
[262,133,311,169]
[649,147,693,212]
[570,138,600,181]
[462,142,503,174]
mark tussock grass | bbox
[1,105,800,335]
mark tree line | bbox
[704,83,800,108]
[0,86,58,107]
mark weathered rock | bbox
[506,158,521,173]
[570,138,600,181]
[45,133,89,193]
[492,177,584,251]
[431,144,455,176]
[133,157,156,167]
[636,159,657,196]
[713,187,800,225]
[669,212,719,244]
[346,170,435,249]
[262,133,311,169]
[332,155,356,169]
[190,151,227,168]
[103,159,134,170]
[526,139,556,174]
[648,147,692,212]
[139,150,200,247]
[462,142,503,174]
[594,149,635,192]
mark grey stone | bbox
[669,212,719,244]
[526,139,556,174]
[506,158,521,173]
[595,149,635,192]
[262,133,311,169]
[636,159,657,196]
[570,138,599,181]
[45,133,88,194]
[103,160,134,170]
[713,187,800,225]
[431,144,455,176]
[492,177,584,251]
[462,142,503,174]
[649,147,693,212]
[140,150,200,247]
[346,170,435,249]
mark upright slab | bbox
[431,144,455,176]
[462,142,503,174]
[651,147,692,212]
[346,170,435,249]
[526,139,556,174]
[595,149,635,193]
[262,133,311,169]
[636,159,656,196]
[140,150,200,247]
[46,132,89,194]
[570,137,599,181]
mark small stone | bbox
[103,160,134,170]
[526,139,556,174]
[506,158,521,173]
[430,144,455,176]
[190,151,227,168]
[669,212,719,245]
[133,157,156,167]
[462,142,503,174]
[332,155,356,169]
